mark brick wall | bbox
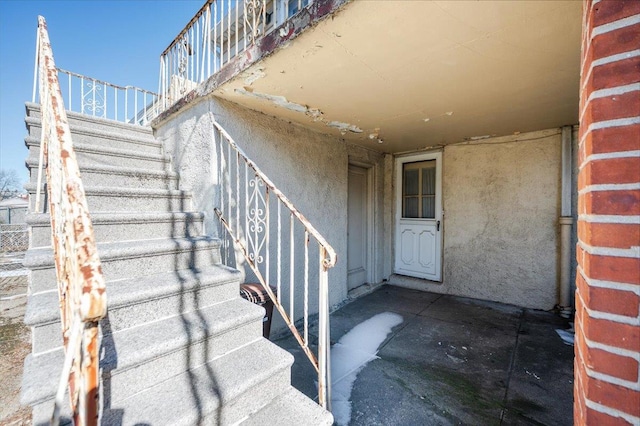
[575,0,640,424]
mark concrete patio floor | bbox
[273,285,574,425]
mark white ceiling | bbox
[214,0,582,153]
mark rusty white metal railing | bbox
[212,119,335,410]
[32,66,159,126]
[34,16,107,426]
[158,0,311,112]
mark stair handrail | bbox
[33,16,107,426]
[212,119,335,410]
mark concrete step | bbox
[21,102,317,426]
[25,136,170,171]
[26,102,155,135]
[24,183,192,213]
[240,387,334,426]
[22,297,268,412]
[27,211,203,248]
[25,265,242,353]
[25,103,159,153]
[25,237,222,293]
[100,339,293,426]
[25,157,178,190]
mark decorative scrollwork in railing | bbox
[244,0,267,43]
[37,68,159,126]
[247,176,267,264]
[212,118,336,411]
[81,80,105,117]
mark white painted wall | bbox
[390,129,565,309]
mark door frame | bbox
[394,151,443,281]
[348,162,376,287]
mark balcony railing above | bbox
[158,0,311,113]
[32,65,159,126]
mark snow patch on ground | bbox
[331,312,403,426]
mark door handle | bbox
[437,220,440,231]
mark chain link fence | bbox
[0,225,29,253]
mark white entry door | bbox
[394,152,442,281]
[348,165,369,290]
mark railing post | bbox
[32,29,40,103]
[214,2,218,73]
[134,88,138,123]
[34,75,47,214]
[206,5,211,78]
[318,246,330,410]
[226,0,231,65]
[80,76,85,114]
[290,213,295,320]
[68,72,72,111]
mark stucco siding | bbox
[157,98,568,313]
[155,96,349,316]
[391,129,564,310]
[443,130,561,309]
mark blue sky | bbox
[0,0,203,185]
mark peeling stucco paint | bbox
[243,67,266,86]
[152,0,352,128]
[307,108,324,121]
[278,22,295,38]
[327,121,363,134]
[235,88,309,113]
[468,135,492,140]
[234,87,364,135]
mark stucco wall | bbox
[390,129,564,310]
[156,98,569,313]
[155,96,350,317]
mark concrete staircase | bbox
[20,103,333,425]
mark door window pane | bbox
[404,169,419,196]
[422,166,435,195]
[405,197,419,218]
[402,160,436,219]
[422,196,435,218]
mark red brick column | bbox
[575,1,640,424]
